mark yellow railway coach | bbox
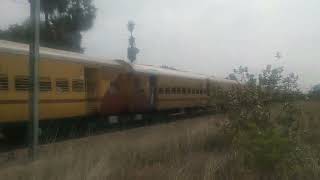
[133,64,210,110]
[0,40,128,137]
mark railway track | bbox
[0,108,218,165]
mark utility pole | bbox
[29,0,40,160]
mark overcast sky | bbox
[1,0,319,90]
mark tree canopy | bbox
[0,0,96,53]
[312,84,320,92]
[310,83,320,99]
[227,65,301,101]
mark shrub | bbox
[219,65,320,179]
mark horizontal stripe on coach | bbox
[0,98,102,104]
[157,97,208,101]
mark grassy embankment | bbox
[0,100,319,180]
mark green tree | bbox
[258,65,284,93]
[0,0,96,52]
[227,66,256,86]
[309,84,320,99]
[258,65,301,101]
[220,65,310,179]
[228,65,300,101]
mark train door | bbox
[206,78,210,96]
[149,75,157,110]
[85,68,99,115]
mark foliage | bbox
[0,0,96,52]
[258,65,284,93]
[309,84,320,99]
[227,66,256,87]
[312,84,320,92]
[227,65,301,101]
[221,65,317,178]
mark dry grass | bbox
[0,115,231,180]
[0,100,319,180]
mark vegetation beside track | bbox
[0,100,319,179]
[215,65,320,179]
[0,114,229,179]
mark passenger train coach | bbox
[0,40,237,139]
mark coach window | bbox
[203,89,207,95]
[182,88,186,94]
[15,75,29,91]
[196,89,200,95]
[187,88,191,94]
[72,79,85,92]
[177,88,181,94]
[56,79,69,93]
[0,74,9,91]
[172,87,176,94]
[158,88,164,94]
[40,77,52,92]
[200,89,203,95]
[192,89,195,94]
[165,88,170,95]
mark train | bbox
[0,40,237,139]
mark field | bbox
[0,115,230,180]
[0,100,319,180]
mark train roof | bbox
[132,64,239,84]
[209,76,238,84]
[0,40,238,83]
[0,40,124,69]
[132,64,209,80]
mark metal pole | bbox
[29,0,40,160]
